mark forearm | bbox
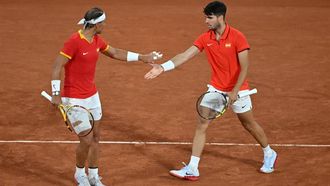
[171,53,191,67]
[233,50,249,92]
[51,55,68,95]
[232,69,248,92]
[110,48,129,61]
[161,45,199,71]
[52,63,62,81]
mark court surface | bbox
[1,0,329,185]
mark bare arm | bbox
[52,55,69,80]
[102,45,162,63]
[169,45,200,67]
[144,45,200,79]
[227,49,249,104]
[51,54,69,104]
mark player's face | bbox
[205,15,223,30]
[95,21,105,34]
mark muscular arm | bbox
[227,49,249,104]
[52,54,69,80]
[169,45,200,67]
[101,46,128,61]
[101,45,161,63]
[51,54,69,104]
[233,50,249,93]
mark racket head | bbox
[196,91,228,120]
[64,105,94,137]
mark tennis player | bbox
[145,1,277,181]
[51,7,162,186]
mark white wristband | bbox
[160,60,175,71]
[51,80,61,92]
[127,51,139,62]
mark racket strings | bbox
[197,92,228,120]
[66,106,93,136]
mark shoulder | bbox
[94,34,107,43]
[228,26,246,38]
[195,30,212,42]
[64,32,80,44]
[200,30,212,38]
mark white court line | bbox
[0,140,330,147]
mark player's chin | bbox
[96,30,103,34]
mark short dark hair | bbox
[84,7,104,29]
[203,1,227,18]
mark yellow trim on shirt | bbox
[101,45,110,52]
[78,29,93,43]
[60,51,72,59]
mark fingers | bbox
[144,72,154,79]
[144,71,159,79]
[152,51,163,60]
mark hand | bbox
[140,51,163,63]
[144,64,164,79]
[51,95,62,106]
[227,91,238,105]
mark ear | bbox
[217,15,224,21]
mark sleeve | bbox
[98,36,109,52]
[193,34,205,52]
[60,37,77,60]
[235,32,250,53]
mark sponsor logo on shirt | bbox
[225,43,231,48]
[83,52,88,56]
[207,43,213,47]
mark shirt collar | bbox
[78,30,94,43]
[209,24,230,40]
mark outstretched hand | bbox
[140,51,163,63]
[144,64,164,79]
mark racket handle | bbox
[41,91,52,102]
[238,88,257,98]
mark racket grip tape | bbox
[41,91,52,102]
[238,88,257,98]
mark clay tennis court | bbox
[1,0,330,185]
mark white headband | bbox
[77,13,106,25]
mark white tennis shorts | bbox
[205,85,252,113]
[61,92,102,121]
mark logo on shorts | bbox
[241,105,247,109]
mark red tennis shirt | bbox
[60,30,109,98]
[193,24,250,91]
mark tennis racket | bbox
[41,91,94,137]
[196,88,257,120]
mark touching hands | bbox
[140,51,163,63]
[144,64,164,79]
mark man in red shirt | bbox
[145,1,277,181]
[51,7,162,186]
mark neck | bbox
[215,23,226,36]
[81,29,95,42]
